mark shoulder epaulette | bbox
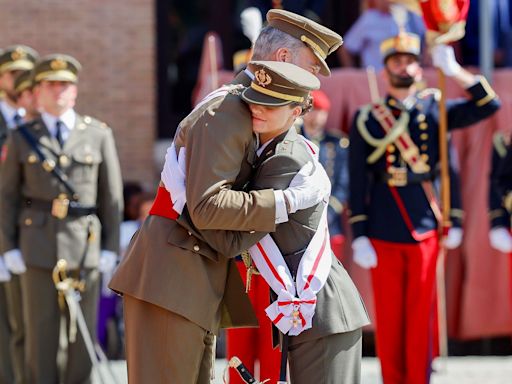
[493,132,509,158]
[417,88,441,101]
[82,115,108,129]
[226,84,245,96]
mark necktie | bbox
[13,113,22,127]
[55,120,64,148]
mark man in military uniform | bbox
[0,54,123,383]
[0,44,39,384]
[14,70,40,122]
[348,32,500,384]
[110,10,342,383]
[300,89,350,261]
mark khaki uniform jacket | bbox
[200,128,370,345]
[111,72,273,333]
[0,114,123,269]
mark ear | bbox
[274,48,292,63]
[415,66,423,82]
[292,105,302,118]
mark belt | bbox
[373,170,437,186]
[25,198,97,217]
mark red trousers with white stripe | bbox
[370,237,438,384]
[226,261,281,384]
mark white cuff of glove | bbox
[4,249,26,274]
[161,142,187,214]
[99,250,118,274]
[444,227,463,250]
[431,44,462,77]
[283,161,331,214]
[0,257,11,282]
[274,190,289,224]
[489,227,512,253]
[352,236,378,269]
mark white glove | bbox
[431,44,462,77]
[98,250,118,274]
[444,227,463,250]
[161,142,187,214]
[240,7,262,44]
[283,161,331,214]
[489,227,512,253]
[4,249,26,274]
[0,257,11,282]
[352,236,378,269]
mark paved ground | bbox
[95,356,512,383]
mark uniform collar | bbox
[0,99,23,129]
[41,108,76,133]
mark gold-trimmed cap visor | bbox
[14,70,34,94]
[33,54,82,84]
[380,32,421,61]
[242,60,320,106]
[267,9,343,76]
[0,45,39,74]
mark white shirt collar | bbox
[0,100,23,129]
[41,109,76,136]
[256,138,273,157]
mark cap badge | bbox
[50,58,68,71]
[255,69,272,87]
[11,48,26,61]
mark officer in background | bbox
[348,32,500,384]
[14,70,40,122]
[0,44,38,384]
[300,89,350,262]
[0,54,123,383]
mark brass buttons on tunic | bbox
[59,155,70,167]
[27,154,37,164]
[24,218,32,226]
[417,114,426,122]
[419,122,428,130]
[420,133,429,141]
[193,245,200,252]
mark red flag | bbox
[418,0,469,43]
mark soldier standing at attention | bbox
[0,44,38,384]
[0,54,123,384]
[348,32,500,384]
[14,70,40,122]
[300,89,350,262]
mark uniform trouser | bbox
[226,262,281,384]
[370,237,438,384]
[22,266,100,384]
[123,294,215,384]
[5,275,26,384]
[288,328,362,384]
[0,282,14,384]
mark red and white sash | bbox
[248,136,331,336]
[248,206,331,336]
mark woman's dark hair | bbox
[290,94,314,116]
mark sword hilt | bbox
[228,356,257,384]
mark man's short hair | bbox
[252,26,305,62]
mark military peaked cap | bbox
[267,9,342,76]
[33,54,82,84]
[242,61,320,106]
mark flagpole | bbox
[479,0,494,81]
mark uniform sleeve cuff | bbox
[274,190,289,224]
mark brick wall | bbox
[0,0,157,185]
